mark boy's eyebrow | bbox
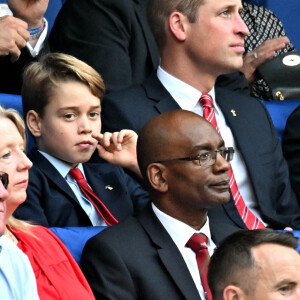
[57,105,101,112]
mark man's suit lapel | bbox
[215,87,271,227]
[215,87,257,160]
[29,149,80,205]
[138,205,202,300]
[134,0,160,68]
[143,73,181,113]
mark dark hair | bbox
[22,53,105,118]
[147,0,204,53]
[207,229,299,300]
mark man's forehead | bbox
[252,243,299,267]
[201,0,243,9]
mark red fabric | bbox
[200,94,265,229]
[186,233,212,300]
[68,168,118,226]
[13,226,95,300]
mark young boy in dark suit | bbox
[14,53,149,227]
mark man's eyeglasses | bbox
[0,172,9,189]
[154,147,234,168]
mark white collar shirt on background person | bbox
[39,151,107,226]
[157,66,266,225]
[27,18,48,57]
[0,235,39,300]
[152,203,215,300]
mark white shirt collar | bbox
[151,202,213,250]
[157,66,218,114]
[26,18,48,57]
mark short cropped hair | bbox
[207,229,299,300]
[22,53,105,118]
[147,0,204,52]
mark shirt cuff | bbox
[26,18,48,57]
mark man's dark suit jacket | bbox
[81,203,239,300]
[14,149,149,227]
[49,0,159,94]
[101,73,300,230]
[282,105,300,201]
[49,0,248,95]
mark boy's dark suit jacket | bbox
[81,204,240,300]
[14,149,149,227]
[101,73,300,230]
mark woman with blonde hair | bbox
[0,105,95,300]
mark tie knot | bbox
[68,168,84,181]
[186,233,208,252]
[200,93,213,108]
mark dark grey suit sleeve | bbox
[49,0,158,94]
[282,106,300,202]
[81,234,136,300]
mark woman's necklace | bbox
[5,228,18,244]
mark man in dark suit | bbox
[282,105,300,201]
[49,0,290,98]
[13,53,149,227]
[81,110,240,300]
[49,0,160,94]
[101,0,300,230]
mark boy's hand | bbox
[93,130,141,177]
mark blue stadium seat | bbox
[50,226,107,265]
[261,100,300,141]
[264,0,300,50]
[244,0,300,49]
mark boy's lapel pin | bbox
[230,109,237,117]
[105,185,113,190]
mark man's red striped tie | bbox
[200,93,265,229]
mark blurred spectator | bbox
[0,0,49,94]
[208,229,300,300]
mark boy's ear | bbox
[26,110,42,137]
[147,163,168,192]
